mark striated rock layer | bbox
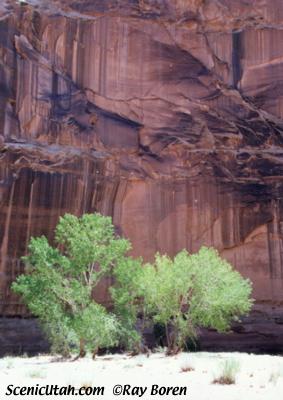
[1,0,283,350]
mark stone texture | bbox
[1,0,283,351]
[0,317,49,356]
[2,303,283,356]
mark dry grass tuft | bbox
[180,364,195,373]
[212,376,235,385]
[212,359,240,385]
[27,369,47,379]
[269,370,282,385]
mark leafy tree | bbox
[12,213,131,358]
[110,256,144,352]
[140,247,253,354]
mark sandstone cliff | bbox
[1,0,283,351]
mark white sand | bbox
[1,352,283,399]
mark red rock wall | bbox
[1,0,283,317]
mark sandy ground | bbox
[0,352,283,399]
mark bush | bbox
[12,213,131,357]
[139,247,253,354]
[212,359,240,385]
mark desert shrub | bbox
[12,213,131,357]
[139,247,253,354]
[212,359,240,385]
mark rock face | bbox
[1,0,283,350]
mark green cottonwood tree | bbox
[12,213,131,357]
[111,256,144,351]
[140,247,253,354]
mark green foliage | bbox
[140,247,253,353]
[186,247,253,332]
[111,257,143,350]
[12,213,129,357]
[72,303,119,352]
[54,213,130,284]
[213,359,240,385]
[12,211,253,357]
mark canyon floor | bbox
[0,352,282,399]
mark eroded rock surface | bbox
[0,0,283,350]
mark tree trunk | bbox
[79,338,86,358]
[92,348,97,360]
[165,324,172,353]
